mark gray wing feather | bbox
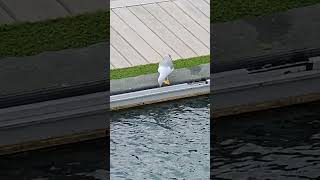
[159,55,174,69]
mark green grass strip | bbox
[110,55,210,80]
[211,0,320,23]
[0,11,108,58]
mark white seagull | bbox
[158,54,174,87]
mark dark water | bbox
[110,96,210,179]
[0,139,108,180]
[212,101,320,180]
[2,97,319,180]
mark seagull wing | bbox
[159,55,174,70]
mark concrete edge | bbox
[110,63,210,95]
[0,129,107,156]
[213,92,320,119]
[111,80,210,110]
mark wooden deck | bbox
[110,0,210,69]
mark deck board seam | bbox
[111,45,131,68]
[202,0,209,6]
[111,10,156,64]
[110,0,171,9]
[128,5,182,59]
[111,27,150,65]
[141,4,199,56]
[112,9,163,62]
[185,0,209,18]
[111,44,134,67]
[187,0,210,19]
[173,0,209,34]
[157,2,209,49]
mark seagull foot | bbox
[163,79,170,85]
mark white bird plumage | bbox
[158,54,174,87]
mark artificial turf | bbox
[0,11,108,58]
[211,0,320,23]
[110,55,210,80]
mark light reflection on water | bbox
[110,96,210,179]
[212,101,320,180]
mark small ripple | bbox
[212,101,320,179]
[111,96,210,179]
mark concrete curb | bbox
[110,63,210,95]
[111,80,209,110]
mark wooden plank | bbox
[202,0,210,5]
[110,11,161,63]
[110,0,125,9]
[113,7,180,60]
[143,3,209,56]
[159,1,210,48]
[129,5,196,59]
[110,0,170,9]
[186,0,210,18]
[110,28,148,66]
[110,45,131,68]
[174,0,210,32]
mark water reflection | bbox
[212,101,320,180]
[0,139,108,180]
[111,96,210,179]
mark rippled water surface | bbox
[212,101,320,180]
[0,139,108,180]
[111,96,210,179]
[3,96,319,179]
